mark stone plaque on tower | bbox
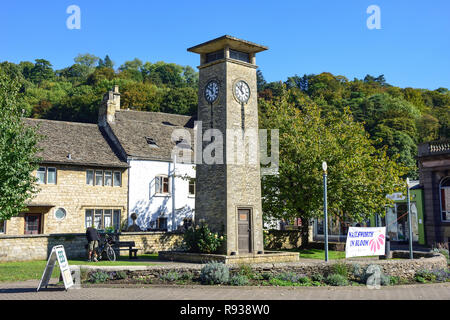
[188,35,268,255]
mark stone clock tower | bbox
[188,35,268,255]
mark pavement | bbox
[0,279,449,300]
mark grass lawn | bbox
[297,248,346,260]
[0,253,159,283]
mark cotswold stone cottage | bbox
[1,118,129,235]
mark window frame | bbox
[0,220,6,234]
[113,171,122,187]
[86,170,94,186]
[155,175,170,195]
[46,167,57,184]
[37,167,47,184]
[85,208,122,231]
[54,207,67,221]
[104,171,113,187]
[188,178,195,196]
[95,170,104,186]
[439,177,450,222]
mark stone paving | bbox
[0,279,449,300]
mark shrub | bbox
[275,272,300,283]
[89,271,110,283]
[161,271,180,282]
[183,222,225,254]
[238,264,255,279]
[200,262,230,285]
[415,269,450,283]
[114,271,127,280]
[261,272,273,280]
[389,276,400,285]
[229,274,249,286]
[297,276,311,285]
[311,273,324,282]
[181,272,194,281]
[326,274,348,286]
[332,262,350,279]
[269,278,299,286]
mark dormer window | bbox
[145,137,158,148]
[162,121,175,126]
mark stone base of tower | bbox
[158,250,299,265]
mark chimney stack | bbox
[98,86,121,126]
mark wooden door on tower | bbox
[238,208,251,253]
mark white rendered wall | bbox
[128,159,196,231]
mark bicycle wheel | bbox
[106,245,116,262]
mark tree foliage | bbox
[0,70,41,220]
[259,87,408,242]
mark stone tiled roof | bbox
[24,118,128,168]
[109,110,195,161]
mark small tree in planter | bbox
[183,220,226,254]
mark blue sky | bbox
[1,0,449,89]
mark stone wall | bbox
[80,252,448,282]
[0,232,183,262]
[264,230,303,250]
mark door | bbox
[238,209,251,253]
[24,214,42,235]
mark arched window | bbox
[440,177,450,222]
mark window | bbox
[103,209,112,228]
[0,220,6,234]
[155,175,170,194]
[54,208,66,221]
[36,167,46,184]
[95,171,103,186]
[113,171,122,187]
[230,49,250,63]
[206,50,224,63]
[47,168,57,184]
[37,167,57,185]
[189,178,195,196]
[440,177,450,221]
[104,171,112,186]
[85,209,121,230]
[86,170,94,185]
[24,214,41,235]
[94,209,103,228]
[85,209,93,228]
[157,217,168,230]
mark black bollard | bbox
[385,235,390,259]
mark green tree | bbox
[0,70,41,220]
[98,55,114,69]
[29,59,54,84]
[259,88,407,246]
[74,53,99,69]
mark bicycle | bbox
[94,233,116,262]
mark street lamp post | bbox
[406,177,413,259]
[322,161,329,262]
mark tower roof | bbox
[187,35,268,54]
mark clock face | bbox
[204,80,219,103]
[235,80,250,103]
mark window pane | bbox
[113,210,121,230]
[94,209,103,229]
[0,220,5,233]
[86,170,94,185]
[95,171,103,186]
[113,171,121,187]
[85,210,93,228]
[189,179,195,195]
[104,210,112,228]
[163,177,169,193]
[37,167,46,184]
[104,171,112,186]
[47,168,56,184]
[155,177,161,193]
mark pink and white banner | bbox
[345,227,386,258]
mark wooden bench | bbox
[113,241,139,259]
